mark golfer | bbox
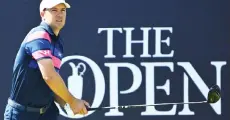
[4,0,89,120]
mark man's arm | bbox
[24,30,74,104]
[24,31,89,115]
[37,59,74,104]
[38,59,90,115]
[54,93,66,107]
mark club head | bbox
[207,85,221,103]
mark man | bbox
[4,0,89,119]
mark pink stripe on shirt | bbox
[32,50,52,59]
[52,56,61,69]
[32,50,61,69]
[26,31,51,42]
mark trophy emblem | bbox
[67,62,86,99]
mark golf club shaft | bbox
[87,101,207,111]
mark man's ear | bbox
[40,10,46,17]
[40,11,45,20]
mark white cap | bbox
[40,0,71,12]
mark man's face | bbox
[42,3,67,30]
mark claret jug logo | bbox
[56,55,106,119]
[57,27,227,119]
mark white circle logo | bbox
[56,55,105,119]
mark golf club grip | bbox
[87,107,102,111]
[87,107,115,111]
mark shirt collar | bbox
[40,21,62,41]
[40,21,55,36]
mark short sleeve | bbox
[25,30,52,61]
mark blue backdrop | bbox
[1,0,230,120]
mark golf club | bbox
[86,84,221,111]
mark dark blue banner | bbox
[0,0,230,120]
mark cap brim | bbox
[46,1,71,9]
[62,2,71,8]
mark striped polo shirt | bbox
[9,21,64,107]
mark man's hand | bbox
[69,98,90,115]
[55,94,90,115]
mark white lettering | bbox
[123,27,151,58]
[98,28,123,58]
[104,63,142,116]
[178,62,226,115]
[141,62,177,115]
[152,27,174,57]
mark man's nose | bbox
[56,14,62,18]
[56,11,64,17]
